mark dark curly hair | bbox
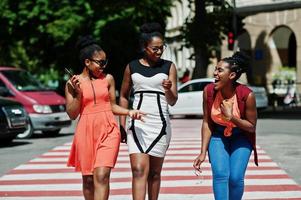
[222,51,250,80]
[76,35,103,68]
[139,22,164,50]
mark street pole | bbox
[232,0,237,51]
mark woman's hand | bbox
[128,110,146,121]
[120,125,127,143]
[221,99,233,121]
[70,75,82,97]
[193,153,206,172]
[162,79,172,91]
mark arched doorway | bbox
[268,26,297,105]
[270,26,296,69]
[288,33,297,68]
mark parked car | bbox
[0,66,71,138]
[0,95,28,143]
[169,78,268,117]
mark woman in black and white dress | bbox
[119,22,178,200]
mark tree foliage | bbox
[0,0,174,90]
[181,0,234,78]
[0,0,92,72]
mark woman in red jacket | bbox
[193,52,258,200]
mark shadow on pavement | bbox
[171,115,202,119]
[0,132,74,148]
[30,132,74,139]
[258,106,301,119]
[0,141,32,148]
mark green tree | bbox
[0,0,93,73]
[0,0,175,91]
[181,0,234,78]
[92,0,175,90]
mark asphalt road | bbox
[0,107,300,185]
[256,107,301,185]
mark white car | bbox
[169,78,268,116]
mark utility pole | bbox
[232,0,237,35]
[232,0,237,51]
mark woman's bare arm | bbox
[164,63,178,106]
[65,76,82,120]
[119,65,132,128]
[107,74,131,116]
[200,87,212,154]
[193,86,212,170]
[226,92,257,133]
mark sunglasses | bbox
[90,59,108,68]
[147,44,167,53]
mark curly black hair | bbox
[76,35,103,68]
[139,22,164,50]
[222,51,250,80]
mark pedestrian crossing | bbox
[1,120,301,199]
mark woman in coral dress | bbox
[65,36,144,200]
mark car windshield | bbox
[1,70,47,91]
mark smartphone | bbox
[64,68,73,77]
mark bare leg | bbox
[130,153,150,200]
[147,156,164,200]
[82,175,94,200]
[93,167,111,200]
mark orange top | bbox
[211,91,240,137]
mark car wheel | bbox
[17,122,34,139]
[42,129,61,137]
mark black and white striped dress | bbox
[127,59,172,157]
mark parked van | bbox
[0,66,71,138]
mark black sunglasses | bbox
[90,59,108,68]
[147,44,167,53]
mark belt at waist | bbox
[81,103,112,115]
[134,90,165,95]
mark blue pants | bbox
[208,126,252,200]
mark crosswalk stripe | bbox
[1,119,301,199]
[0,169,289,181]
[29,155,271,163]
[42,148,268,156]
[2,191,301,200]
[0,178,299,191]
[0,174,292,186]
[14,161,278,170]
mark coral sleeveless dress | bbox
[67,76,120,175]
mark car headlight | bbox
[33,105,52,113]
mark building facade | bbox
[165,0,301,102]
[224,0,301,98]
[163,0,195,80]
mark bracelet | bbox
[224,115,232,121]
[75,93,82,99]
